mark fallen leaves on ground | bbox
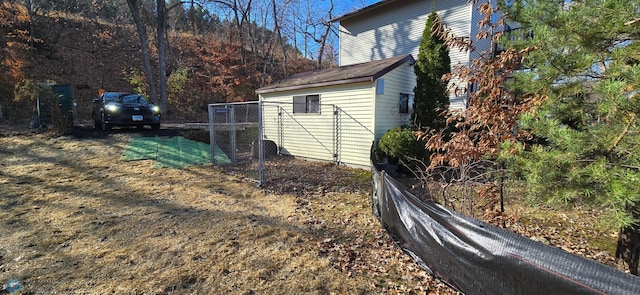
[0,125,627,295]
[232,152,627,282]
[0,126,455,294]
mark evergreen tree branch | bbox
[607,112,637,155]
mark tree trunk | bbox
[271,0,287,77]
[156,0,168,115]
[315,0,333,68]
[616,225,640,275]
[316,23,330,68]
[27,0,34,50]
[231,0,251,66]
[126,0,157,104]
[188,0,198,35]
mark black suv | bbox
[92,92,161,130]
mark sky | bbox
[302,0,381,60]
[334,0,380,15]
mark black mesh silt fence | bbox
[371,159,640,294]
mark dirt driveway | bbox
[0,125,451,294]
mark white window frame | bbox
[293,95,320,114]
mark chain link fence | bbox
[207,102,263,182]
[208,101,374,185]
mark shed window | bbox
[293,95,320,113]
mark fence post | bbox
[208,104,216,164]
[258,101,265,185]
[381,170,386,198]
[229,105,237,164]
[277,105,283,150]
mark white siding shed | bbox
[256,55,415,168]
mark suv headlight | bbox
[151,105,160,113]
[105,103,119,112]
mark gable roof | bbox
[330,0,400,23]
[256,54,414,94]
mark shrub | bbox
[14,80,73,133]
[377,126,429,170]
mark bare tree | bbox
[157,0,168,114]
[271,0,289,76]
[167,0,188,33]
[314,0,334,67]
[291,0,337,67]
[206,0,253,63]
[126,0,158,103]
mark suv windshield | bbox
[103,93,121,103]
[103,93,149,104]
[121,94,148,104]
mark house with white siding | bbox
[334,0,493,109]
[256,0,493,168]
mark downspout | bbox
[371,78,379,147]
[333,105,339,164]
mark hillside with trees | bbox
[0,0,330,123]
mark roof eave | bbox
[371,54,414,81]
[330,0,399,23]
[256,54,415,95]
[256,76,374,95]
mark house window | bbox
[293,95,320,113]
[399,93,412,114]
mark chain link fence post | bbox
[258,100,264,184]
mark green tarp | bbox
[123,136,230,168]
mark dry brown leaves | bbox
[0,127,458,294]
[261,158,371,197]
[229,154,626,288]
[506,205,624,271]
[225,156,458,293]
[1,126,624,295]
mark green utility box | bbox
[51,84,74,126]
[52,84,72,115]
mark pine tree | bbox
[412,12,450,131]
[499,0,640,274]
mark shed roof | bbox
[256,54,414,94]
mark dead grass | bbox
[0,128,454,294]
[1,125,626,294]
